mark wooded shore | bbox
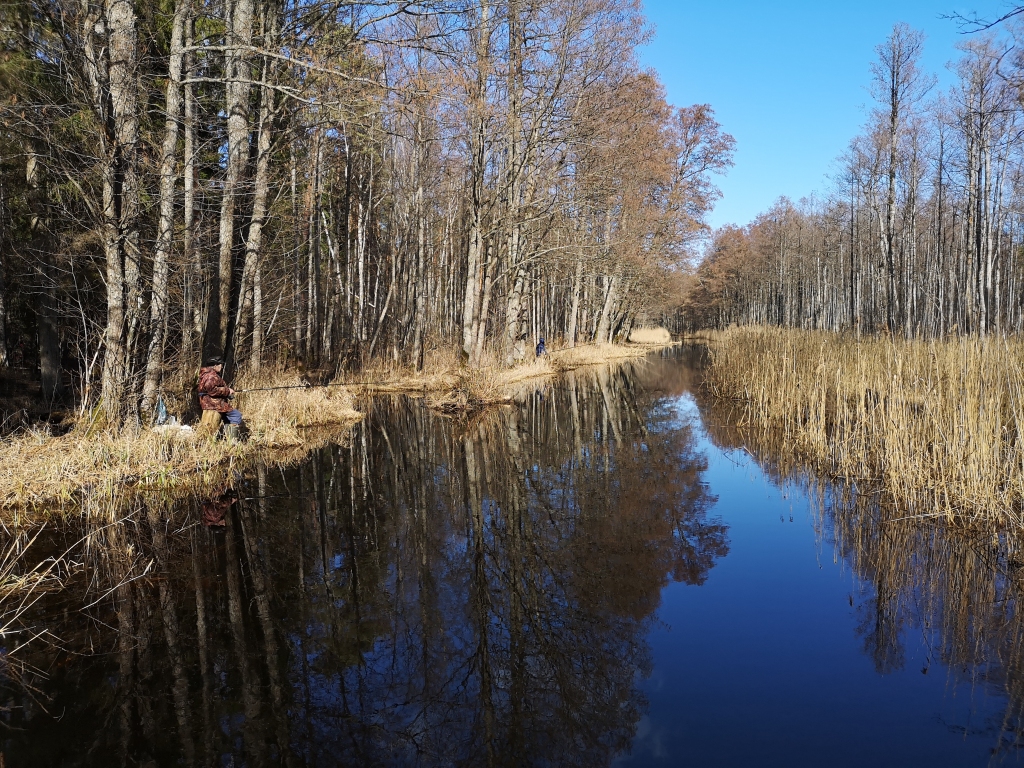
[0,340,672,514]
[0,0,728,432]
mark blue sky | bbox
[639,0,1012,230]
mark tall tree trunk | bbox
[291,143,305,358]
[142,0,189,416]
[100,0,144,426]
[213,0,255,363]
[234,23,278,372]
[501,0,526,363]
[181,10,201,366]
[567,257,583,348]
[37,258,62,403]
[462,0,490,366]
[595,273,618,343]
[473,245,495,365]
[411,112,428,370]
[25,152,62,401]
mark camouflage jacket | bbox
[198,366,233,413]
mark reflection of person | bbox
[201,488,238,527]
[198,356,244,439]
[535,338,547,357]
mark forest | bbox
[0,0,734,427]
[684,20,1024,338]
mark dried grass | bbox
[548,341,671,371]
[325,340,672,414]
[0,373,362,514]
[424,357,555,412]
[628,326,672,344]
[702,326,1024,525]
[234,371,362,445]
[345,347,462,395]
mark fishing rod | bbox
[233,383,317,394]
[233,378,417,394]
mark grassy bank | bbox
[0,339,672,513]
[701,326,1024,525]
[0,380,362,511]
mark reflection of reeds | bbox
[0,531,60,619]
[703,327,1024,524]
[0,527,69,699]
[700,396,1024,752]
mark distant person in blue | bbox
[535,338,547,357]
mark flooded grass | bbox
[701,326,1024,525]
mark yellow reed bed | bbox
[703,326,1024,525]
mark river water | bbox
[2,348,1023,766]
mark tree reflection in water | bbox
[1,357,727,767]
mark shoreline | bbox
[0,341,673,515]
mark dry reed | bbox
[628,326,672,344]
[548,341,672,371]
[702,326,1024,525]
[0,376,361,513]
[233,372,362,443]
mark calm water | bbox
[3,349,1023,766]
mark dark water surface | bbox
[3,349,1024,766]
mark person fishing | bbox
[198,356,244,440]
[535,337,548,357]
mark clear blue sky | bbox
[639,0,1011,230]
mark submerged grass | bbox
[702,326,1024,525]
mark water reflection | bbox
[201,487,237,527]
[1,357,726,766]
[697,383,1024,757]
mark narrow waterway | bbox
[2,349,1022,766]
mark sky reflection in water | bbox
[2,349,1022,766]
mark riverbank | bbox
[699,326,1024,525]
[0,340,672,513]
[0,382,363,512]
